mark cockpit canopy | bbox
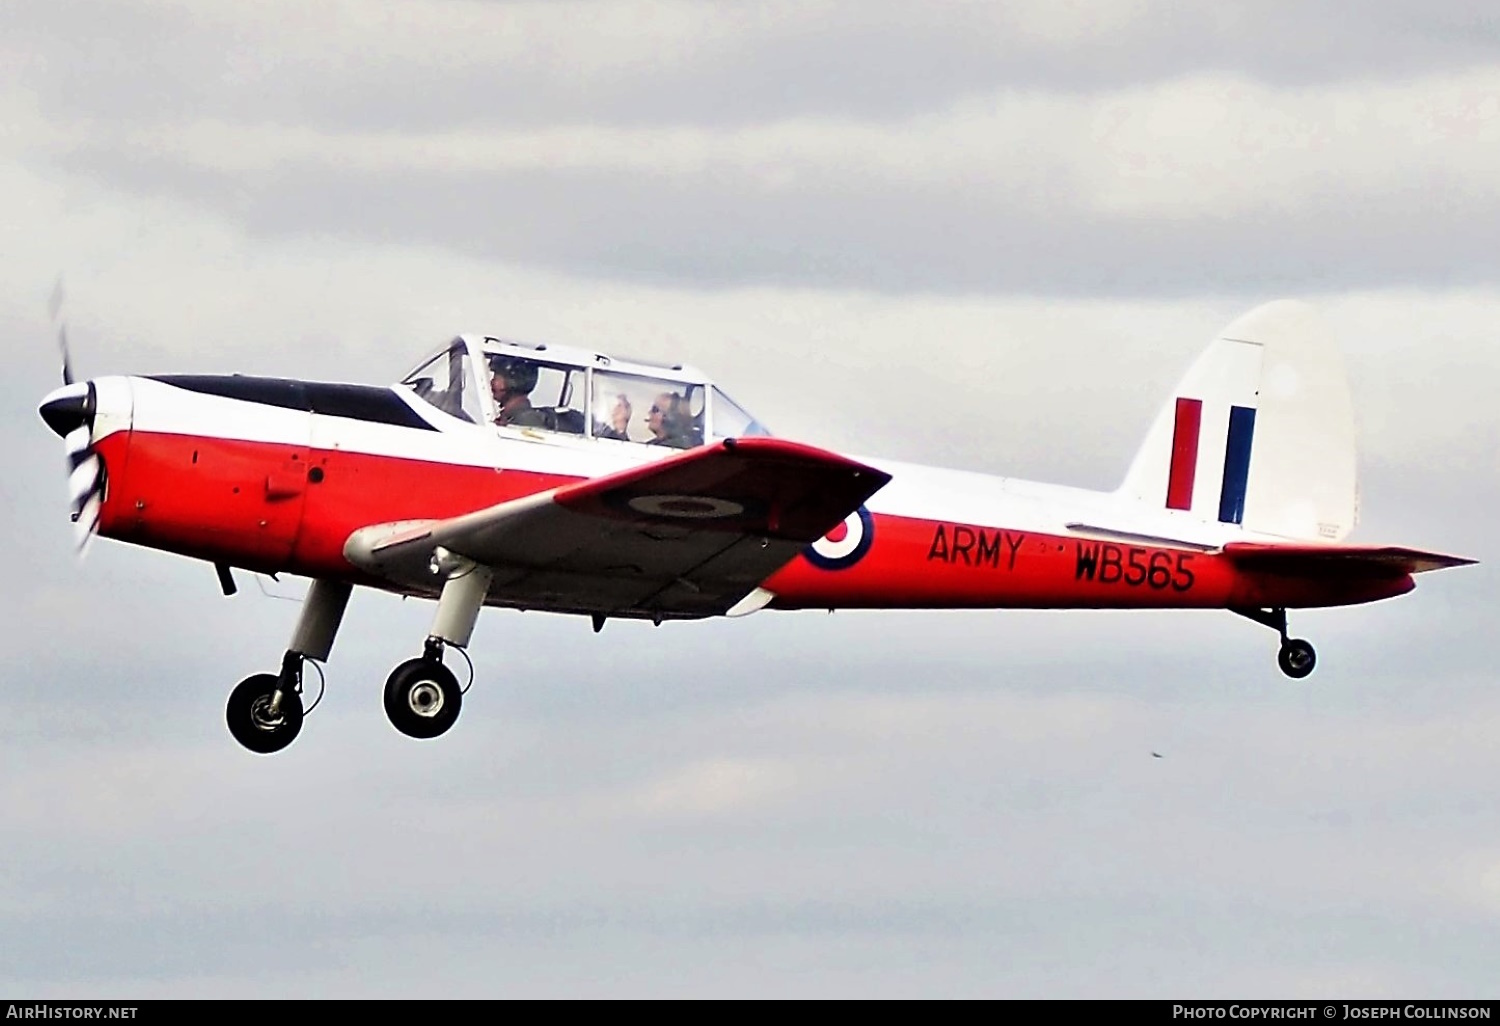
[398,336,770,449]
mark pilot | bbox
[490,357,548,428]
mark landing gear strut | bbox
[225,579,351,754]
[1232,606,1317,679]
[382,550,491,740]
[225,553,492,750]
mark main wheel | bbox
[226,673,304,754]
[383,658,462,739]
[1277,638,1317,679]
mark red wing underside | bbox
[344,438,891,619]
[1222,542,1476,577]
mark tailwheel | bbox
[384,657,462,739]
[1277,638,1317,679]
[226,673,304,754]
[1232,608,1320,680]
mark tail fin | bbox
[1118,301,1358,542]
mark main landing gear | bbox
[383,639,463,740]
[225,554,494,754]
[1232,606,1317,679]
[226,579,351,755]
[381,552,491,741]
[226,657,306,755]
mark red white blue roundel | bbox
[804,505,874,570]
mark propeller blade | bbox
[44,282,100,553]
[59,324,74,387]
[73,487,103,555]
[54,381,105,556]
[50,276,73,386]
[65,434,101,501]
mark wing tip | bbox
[716,435,892,483]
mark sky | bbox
[2,0,1497,998]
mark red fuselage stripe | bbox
[95,429,1414,613]
[1166,397,1202,511]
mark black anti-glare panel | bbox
[149,375,437,431]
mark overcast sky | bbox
[2,0,1497,998]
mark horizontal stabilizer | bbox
[1222,542,1476,577]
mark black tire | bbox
[1277,639,1317,679]
[383,658,462,739]
[226,673,304,754]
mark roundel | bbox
[804,505,874,571]
[626,494,746,519]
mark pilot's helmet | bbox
[489,355,539,394]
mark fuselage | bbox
[71,373,1413,616]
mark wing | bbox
[345,437,891,619]
[1222,542,1476,576]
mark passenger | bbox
[645,392,680,446]
[490,357,549,429]
[595,394,632,440]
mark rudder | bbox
[1118,301,1358,542]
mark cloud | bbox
[10,1,1500,134]
[15,65,1500,295]
[4,672,1499,995]
[621,757,801,818]
[41,69,1500,210]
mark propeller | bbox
[40,277,105,554]
[49,276,74,386]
